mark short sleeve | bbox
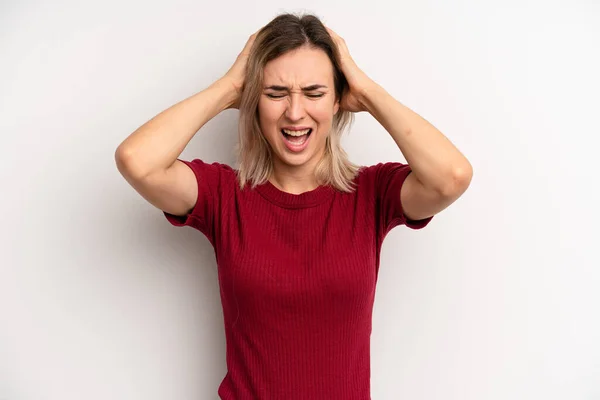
[371,162,433,236]
[163,159,229,243]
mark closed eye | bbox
[265,93,325,99]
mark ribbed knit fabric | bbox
[164,159,433,400]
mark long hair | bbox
[235,13,360,192]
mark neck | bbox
[270,154,324,195]
[269,170,316,194]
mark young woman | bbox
[115,13,472,400]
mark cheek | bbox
[308,102,335,124]
[258,100,283,128]
[258,99,283,121]
[258,102,287,148]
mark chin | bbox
[277,150,315,167]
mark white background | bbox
[1,0,599,399]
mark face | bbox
[258,46,340,174]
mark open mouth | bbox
[281,128,313,146]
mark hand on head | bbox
[325,26,374,113]
[223,30,260,109]
[222,21,376,114]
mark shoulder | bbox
[354,162,411,185]
[186,159,236,172]
[180,159,239,195]
[185,159,237,179]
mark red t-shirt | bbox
[164,160,433,400]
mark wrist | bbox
[212,78,239,110]
[360,81,386,114]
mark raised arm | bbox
[326,27,472,221]
[114,33,256,216]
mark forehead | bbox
[263,46,334,86]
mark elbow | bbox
[114,144,147,181]
[114,144,131,174]
[439,161,473,198]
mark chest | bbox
[216,200,378,315]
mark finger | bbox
[325,26,347,51]
[325,26,339,40]
[246,27,262,43]
[241,31,259,54]
[248,31,259,45]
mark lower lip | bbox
[282,130,312,153]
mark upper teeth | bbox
[283,128,310,136]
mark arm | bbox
[114,32,257,216]
[114,79,237,216]
[361,83,473,221]
[326,27,472,221]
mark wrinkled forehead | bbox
[262,47,335,88]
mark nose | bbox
[284,93,306,121]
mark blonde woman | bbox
[115,13,472,400]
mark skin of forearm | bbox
[115,78,237,178]
[361,83,472,195]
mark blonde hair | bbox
[235,13,360,192]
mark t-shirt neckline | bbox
[255,180,335,209]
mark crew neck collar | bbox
[255,180,335,209]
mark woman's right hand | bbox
[222,31,259,109]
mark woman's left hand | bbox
[326,27,376,113]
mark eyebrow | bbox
[264,84,328,91]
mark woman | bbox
[115,13,472,400]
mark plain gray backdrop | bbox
[1,0,599,399]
